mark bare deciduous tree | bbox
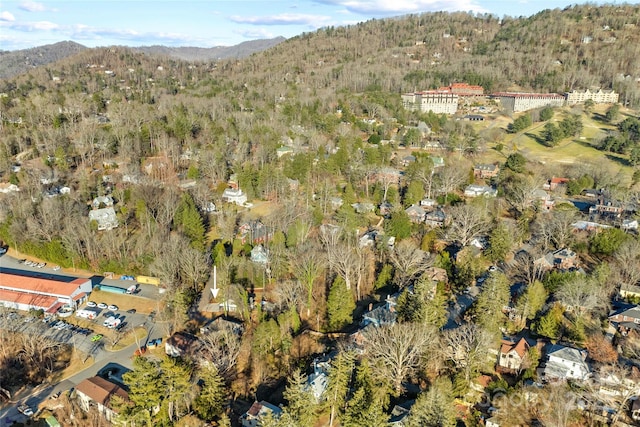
[442,324,494,384]
[446,203,490,247]
[388,239,431,289]
[363,323,437,396]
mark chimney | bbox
[368,303,373,311]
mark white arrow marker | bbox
[211,265,219,299]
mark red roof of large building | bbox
[0,288,58,308]
[76,376,128,407]
[492,92,564,99]
[0,273,87,296]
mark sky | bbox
[0,1,614,51]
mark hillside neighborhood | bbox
[1,3,640,427]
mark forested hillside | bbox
[1,5,640,426]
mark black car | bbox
[126,308,136,314]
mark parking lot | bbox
[0,304,154,357]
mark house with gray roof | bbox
[539,344,590,381]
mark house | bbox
[351,202,375,214]
[306,358,331,403]
[75,376,129,422]
[165,332,197,357]
[485,417,500,427]
[571,220,611,232]
[250,245,269,265]
[379,201,393,217]
[419,198,438,209]
[359,230,378,248]
[388,401,414,426]
[431,156,445,168]
[91,195,114,209]
[239,220,272,245]
[424,209,447,227]
[401,155,416,166]
[276,146,294,158]
[362,298,397,328]
[619,284,640,300]
[539,344,590,381]
[464,184,497,198]
[534,189,555,210]
[632,399,640,421]
[535,248,578,271]
[222,187,248,206]
[89,207,119,231]
[589,200,623,219]
[330,197,343,210]
[622,219,639,231]
[405,205,426,223]
[497,338,530,373]
[543,177,570,191]
[608,305,640,333]
[240,400,282,427]
[473,164,500,179]
[0,183,19,193]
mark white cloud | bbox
[314,0,486,15]
[19,1,48,12]
[230,13,332,26]
[0,11,16,21]
[234,28,275,39]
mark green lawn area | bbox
[486,108,634,181]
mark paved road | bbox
[0,253,166,422]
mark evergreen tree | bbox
[516,280,548,322]
[193,364,226,421]
[174,192,206,251]
[325,351,356,427]
[121,357,164,425]
[474,272,510,335]
[327,276,355,331]
[159,356,193,422]
[342,361,389,427]
[533,304,563,339]
[281,370,318,427]
[405,378,457,427]
[486,222,514,262]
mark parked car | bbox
[37,262,45,268]
[17,259,26,264]
[126,308,136,314]
[50,391,61,400]
[52,265,61,271]
[17,404,33,416]
[91,334,103,342]
[108,304,119,311]
[97,302,107,309]
[86,301,97,307]
[133,346,147,356]
[0,247,7,254]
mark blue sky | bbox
[0,1,613,51]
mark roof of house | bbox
[76,376,128,407]
[0,273,88,296]
[547,344,587,364]
[500,338,530,358]
[166,331,197,351]
[609,305,640,321]
[245,400,282,418]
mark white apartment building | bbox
[565,89,619,105]
[401,91,459,114]
[492,92,565,113]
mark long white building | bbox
[565,89,619,105]
[0,271,92,313]
[492,92,565,113]
[401,91,459,115]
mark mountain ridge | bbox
[0,37,286,79]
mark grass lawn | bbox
[487,107,634,181]
[107,326,148,352]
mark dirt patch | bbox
[88,289,161,314]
